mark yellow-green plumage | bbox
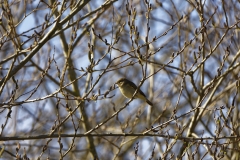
[116,78,153,106]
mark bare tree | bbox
[0,0,240,159]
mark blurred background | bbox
[0,0,240,159]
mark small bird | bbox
[115,78,153,106]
